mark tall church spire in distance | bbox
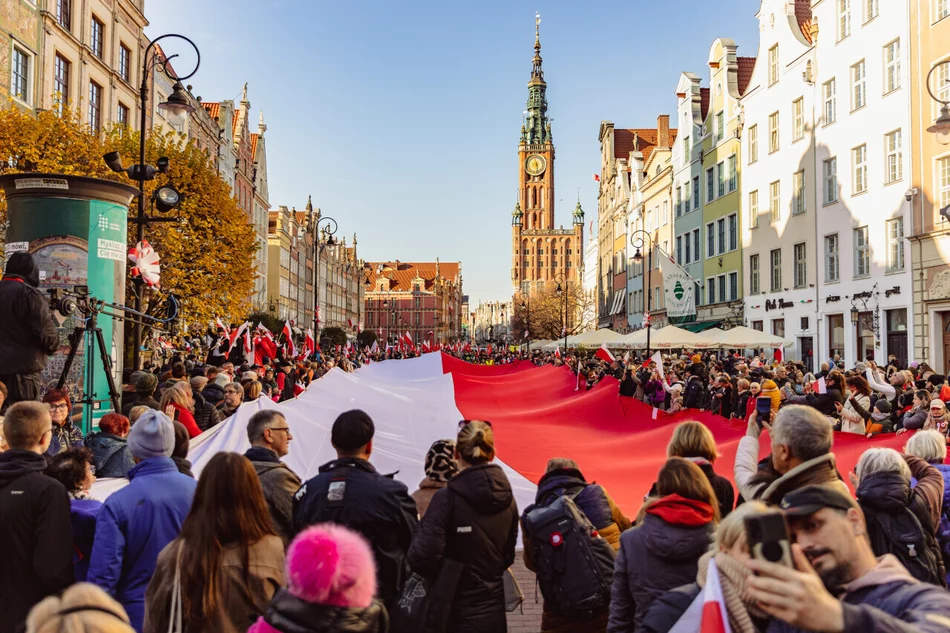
[524,12,549,146]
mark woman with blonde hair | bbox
[27,582,135,633]
[407,421,518,633]
[159,382,201,438]
[610,458,717,632]
[660,421,734,519]
[639,501,772,633]
[128,405,150,423]
[244,381,263,402]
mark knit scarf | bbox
[697,551,767,633]
[645,493,715,526]
[69,489,91,500]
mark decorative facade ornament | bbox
[930,269,950,300]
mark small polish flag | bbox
[348,318,354,328]
[554,346,561,359]
[773,347,784,363]
[651,350,665,380]
[592,172,600,182]
[595,342,615,363]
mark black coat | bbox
[293,458,419,608]
[121,394,160,417]
[0,254,59,374]
[201,382,226,407]
[407,463,518,633]
[0,449,75,633]
[806,388,844,417]
[639,583,700,633]
[259,588,388,633]
[683,376,706,410]
[192,391,222,431]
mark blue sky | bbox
[146,0,761,304]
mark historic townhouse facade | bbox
[672,73,709,317]
[909,0,950,372]
[251,112,270,306]
[813,0,914,366]
[698,39,755,329]
[740,0,818,369]
[596,122,627,329]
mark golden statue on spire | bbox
[535,11,541,49]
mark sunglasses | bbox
[458,419,493,430]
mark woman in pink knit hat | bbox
[249,524,386,633]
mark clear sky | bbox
[145,0,761,305]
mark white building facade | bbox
[740,0,819,370]
[813,0,914,366]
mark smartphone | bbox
[755,396,772,428]
[745,511,793,568]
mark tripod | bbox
[56,307,121,425]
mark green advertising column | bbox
[0,174,138,433]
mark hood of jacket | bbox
[261,588,386,633]
[447,462,513,514]
[0,449,47,489]
[85,432,127,451]
[535,467,587,504]
[639,512,713,562]
[760,452,843,504]
[841,554,918,598]
[856,471,911,513]
[3,252,40,287]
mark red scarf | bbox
[646,493,715,526]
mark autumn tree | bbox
[509,283,596,342]
[0,107,258,353]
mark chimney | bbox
[657,114,671,148]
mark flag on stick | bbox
[595,342,615,363]
[282,321,296,357]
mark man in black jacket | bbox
[293,409,418,608]
[682,370,706,410]
[0,401,74,632]
[0,253,60,410]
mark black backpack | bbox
[863,503,944,587]
[521,492,616,618]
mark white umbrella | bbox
[706,326,792,349]
[619,325,719,350]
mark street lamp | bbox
[926,61,950,146]
[103,33,199,370]
[520,296,530,354]
[313,216,337,343]
[554,272,569,352]
[631,229,654,358]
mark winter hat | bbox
[285,524,377,608]
[127,410,175,459]
[424,439,458,483]
[855,361,867,374]
[874,399,892,414]
[691,354,702,364]
[135,372,158,395]
[931,399,947,413]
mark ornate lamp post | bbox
[926,61,950,146]
[631,229,654,358]
[554,272,569,352]
[520,296,530,353]
[313,216,337,342]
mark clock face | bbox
[525,154,547,176]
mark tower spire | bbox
[523,13,549,146]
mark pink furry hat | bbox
[285,523,377,608]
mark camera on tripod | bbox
[48,285,93,318]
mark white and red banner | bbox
[595,342,615,363]
[282,321,296,358]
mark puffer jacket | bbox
[249,588,388,633]
[607,495,714,633]
[682,376,706,410]
[201,382,226,407]
[931,463,950,586]
[0,253,60,374]
[407,463,518,633]
[192,391,222,432]
[85,432,135,478]
[902,406,929,431]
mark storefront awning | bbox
[680,320,722,333]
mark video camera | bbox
[48,285,94,318]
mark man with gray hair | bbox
[734,404,846,505]
[243,409,299,545]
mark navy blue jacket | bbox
[293,457,419,608]
[70,497,102,581]
[86,456,196,632]
[529,468,614,529]
[85,432,135,478]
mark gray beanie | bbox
[128,410,175,459]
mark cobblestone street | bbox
[506,558,543,633]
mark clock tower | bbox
[511,14,584,296]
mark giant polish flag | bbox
[91,353,909,515]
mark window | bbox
[852,144,867,194]
[693,229,700,263]
[770,249,782,292]
[866,0,879,20]
[749,190,759,228]
[794,242,807,288]
[939,157,950,210]
[716,111,724,141]
[769,44,779,85]
[683,135,690,161]
[772,319,786,339]
[792,97,804,141]
[851,60,866,110]
[53,53,70,114]
[768,112,779,153]
[854,226,870,277]
[752,320,764,332]
[684,182,691,213]
[692,177,700,211]
[675,187,682,217]
[727,213,738,251]
[11,46,30,103]
[706,168,715,202]
[707,222,715,257]
[717,217,726,254]
[88,81,101,132]
[729,272,738,301]
[748,124,758,163]
[119,43,131,83]
[824,158,838,203]
[717,162,725,197]
[770,180,781,222]
[884,39,901,93]
[727,155,737,192]
[938,0,949,20]
[56,0,71,30]
[707,278,716,304]
[885,129,903,183]
[828,314,845,358]
[838,0,851,40]
[662,201,668,225]
[887,218,904,271]
[676,236,683,263]
[684,233,691,263]
[750,254,760,294]
[792,170,805,214]
[91,16,104,59]
[718,275,726,302]
[823,79,837,125]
